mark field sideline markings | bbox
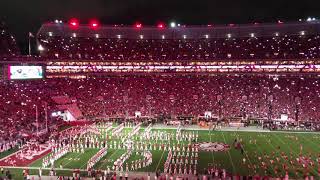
[221,131,236,173]
[152,127,320,135]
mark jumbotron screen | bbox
[8,66,43,79]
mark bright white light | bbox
[55,20,59,23]
[300,31,305,35]
[183,35,187,39]
[307,17,316,22]
[161,35,165,39]
[139,35,144,39]
[72,33,77,37]
[117,35,121,39]
[59,20,63,23]
[205,34,209,39]
[250,33,255,37]
[48,32,53,37]
[38,45,44,51]
[227,34,232,38]
[95,34,99,38]
[275,32,279,36]
[170,22,176,28]
[177,24,181,27]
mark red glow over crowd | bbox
[38,35,320,60]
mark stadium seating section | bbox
[38,35,320,60]
[1,76,320,142]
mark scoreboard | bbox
[5,65,44,80]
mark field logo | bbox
[197,142,230,152]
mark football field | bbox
[1,126,320,179]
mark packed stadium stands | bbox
[2,21,320,179]
[36,21,320,60]
[1,22,320,145]
[1,75,319,121]
[38,35,320,60]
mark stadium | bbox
[1,17,320,180]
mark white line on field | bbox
[155,151,165,172]
[271,133,318,176]
[221,131,236,173]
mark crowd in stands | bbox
[0,22,19,57]
[42,75,320,122]
[1,75,320,126]
[38,35,320,60]
[0,79,64,153]
[2,24,320,150]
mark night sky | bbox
[0,0,319,54]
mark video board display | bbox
[8,66,43,79]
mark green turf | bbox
[2,128,320,179]
[0,147,19,159]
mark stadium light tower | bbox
[135,22,142,28]
[90,19,100,30]
[170,22,176,28]
[157,23,165,29]
[69,18,79,29]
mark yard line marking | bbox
[259,132,297,177]
[271,133,318,176]
[97,149,123,169]
[298,134,320,162]
[78,149,103,169]
[299,134,320,149]
[51,152,77,168]
[155,150,165,172]
[61,153,81,167]
[221,131,236,173]
[209,130,215,165]
[61,149,98,169]
[233,131,254,173]
[251,134,276,176]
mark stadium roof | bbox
[37,21,320,39]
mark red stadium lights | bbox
[69,18,79,29]
[157,23,165,29]
[135,22,142,28]
[89,19,100,30]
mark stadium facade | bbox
[2,21,320,79]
